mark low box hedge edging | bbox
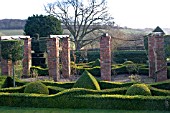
[0,88,169,110]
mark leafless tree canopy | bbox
[45,0,114,50]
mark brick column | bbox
[61,37,70,78]
[154,35,167,82]
[148,36,156,78]
[22,38,32,77]
[1,59,12,76]
[0,37,12,76]
[47,38,60,82]
[100,34,111,81]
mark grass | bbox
[0,29,24,36]
[0,107,169,113]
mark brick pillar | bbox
[100,34,111,81]
[61,37,70,78]
[148,36,156,78]
[22,38,32,77]
[1,59,12,76]
[0,37,12,76]
[154,35,167,82]
[47,38,60,82]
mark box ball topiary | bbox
[126,84,151,96]
[73,70,101,90]
[24,81,49,94]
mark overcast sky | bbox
[0,0,170,29]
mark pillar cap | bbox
[102,33,109,37]
[0,35,30,40]
[50,35,69,38]
[152,26,165,36]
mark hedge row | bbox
[0,88,169,110]
[70,50,148,63]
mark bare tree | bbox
[45,0,114,50]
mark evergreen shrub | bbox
[73,70,101,90]
[24,81,49,94]
[126,84,151,96]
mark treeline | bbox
[0,19,26,29]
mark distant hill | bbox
[0,19,26,29]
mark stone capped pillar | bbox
[22,38,32,77]
[47,37,60,82]
[154,35,167,82]
[100,33,111,81]
[61,37,70,78]
[148,36,156,78]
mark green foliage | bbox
[70,50,148,63]
[92,58,100,67]
[138,68,149,75]
[167,66,170,79]
[123,61,137,74]
[150,87,170,96]
[42,81,75,89]
[1,76,13,88]
[48,86,66,95]
[150,80,170,90]
[0,85,25,93]
[113,50,148,63]
[0,88,169,110]
[126,84,152,96]
[73,71,101,90]
[24,14,62,37]
[1,40,24,62]
[24,81,49,94]
[30,66,48,76]
[111,64,128,75]
[99,81,134,89]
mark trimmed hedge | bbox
[48,86,66,95]
[0,88,169,110]
[30,66,48,76]
[99,81,135,89]
[150,87,170,96]
[73,71,101,90]
[150,80,170,90]
[24,82,49,94]
[126,84,151,96]
[42,81,75,89]
[70,50,148,63]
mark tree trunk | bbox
[75,41,82,51]
[12,62,15,87]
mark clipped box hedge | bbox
[0,88,169,110]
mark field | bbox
[0,29,24,36]
[0,107,169,113]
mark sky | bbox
[0,0,170,29]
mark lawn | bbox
[0,107,169,113]
[0,29,24,36]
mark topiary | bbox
[92,58,100,67]
[24,81,49,94]
[123,61,134,65]
[1,76,13,88]
[126,84,151,96]
[73,70,101,90]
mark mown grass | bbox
[0,29,24,36]
[0,107,169,113]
